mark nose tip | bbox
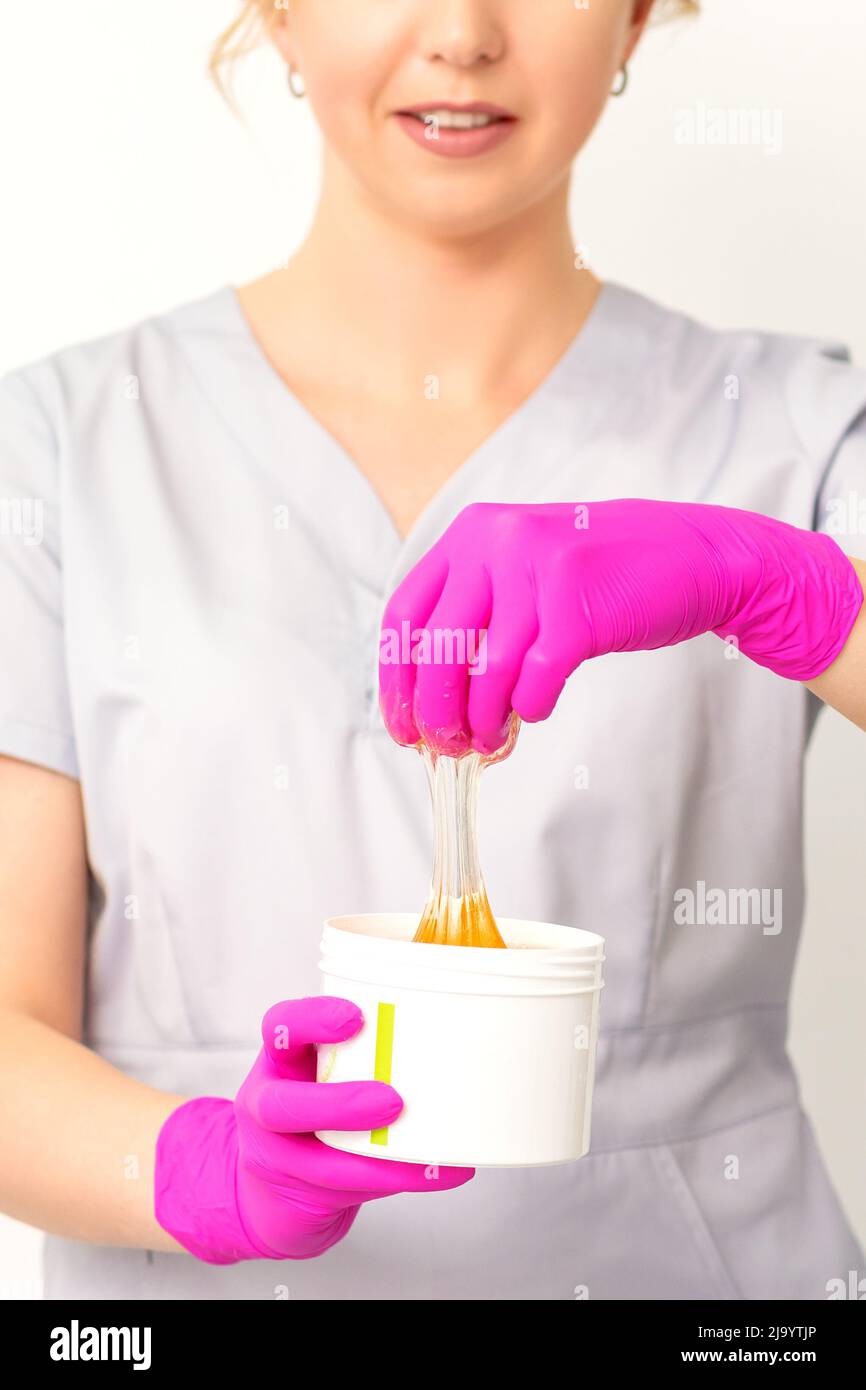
[421,11,505,69]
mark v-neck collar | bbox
[170,276,653,600]
[214,278,630,579]
[167,275,658,736]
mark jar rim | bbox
[320,913,605,994]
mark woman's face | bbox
[271,0,653,235]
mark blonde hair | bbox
[209,1,700,107]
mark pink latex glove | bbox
[154,996,473,1263]
[379,499,864,756]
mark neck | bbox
[266,152,601,406]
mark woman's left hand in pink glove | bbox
[378,499,864,756]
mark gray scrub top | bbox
[2,280,865,1301]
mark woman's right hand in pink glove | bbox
[154,996,473,1263]
[379,500,864,756]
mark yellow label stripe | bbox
[370,1002,396,1147]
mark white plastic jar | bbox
[315,912,605,1168]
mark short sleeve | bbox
[0,368,79,778]
[787,340,866,561]
[815,408,866,561]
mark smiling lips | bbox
[394,101,518,158]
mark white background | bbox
[0,0,864,1295]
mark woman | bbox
[1,0,864,1300]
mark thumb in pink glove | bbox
[154,996,473,1263]
[379,499,864,756]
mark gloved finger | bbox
[260,997,363,1078]
[259,1170,465,1217]
[379,546,449,746]
[249,1077,403,1134]
[511,562,595,722]
[466,575,538,754]
[412,561,492,756]
[274,1131,475,1195]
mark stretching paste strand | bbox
[413,713,520,948]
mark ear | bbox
[265,0,298,69]
[622,0,657,66]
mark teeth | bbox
[413,109,500,130]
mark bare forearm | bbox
[805,557,866,731]
[0,1007,187,1252]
